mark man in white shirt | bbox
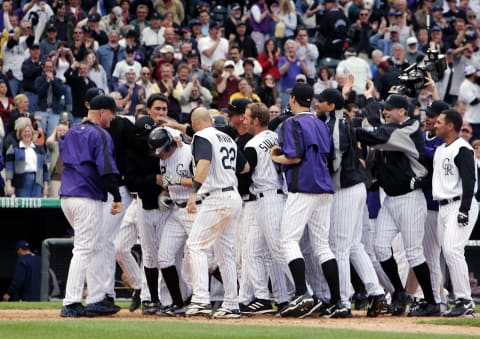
[336,47,372,95]
[112,46,142,91]
[141,12,165,50]
[197,22,229,71]
[458,65,480,140]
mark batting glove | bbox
[162,175,182,187]
[409,176,425,190]
[457,211,469,227]
[158,195,172,212]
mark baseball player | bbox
[432,109,478,317]
[114,195,144,311]
[407,100,450,313]
[270,83,345,318]
[314,88,386,317]
[83,88,136,310]
[356,93,439,316]
[220,99,256,308]
[59,95,122,317]
[148,127,195,316]
[184,107,244,319]
[241,102,289,314]
[124,98,171,315]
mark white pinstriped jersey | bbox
[159,142,193,201]
[244,130,283,194]
[192,126,238,195]
[432,137,476,200]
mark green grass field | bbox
[0,302,479,338]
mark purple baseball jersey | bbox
[279,112,334,194]
[59,121,119,201]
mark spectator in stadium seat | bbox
[97,31,126,90]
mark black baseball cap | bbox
[226,98,251,115]
[187,50,198,58]
[90,95,117,111]
[425,100,450,117]
[290,83,313,107]
[30,43,40,49]
[382,94,409,110]
[135,116,156,136]
[46,23,57,31]
[88,13,101,22]
[125,45,136,53]
[15,240,29,250]
[315,88,345,110]
[209,21,222,30]
[213,115,228,128]
[151,12,162,20]
[85,88,105,103]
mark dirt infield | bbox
[1,309,479,336]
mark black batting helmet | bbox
[148,127,174,156]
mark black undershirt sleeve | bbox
[244,147,258,173]
[192,136,212,163]
[454,147,476,213]
[470,98,480,106]
[102,174,121,202]
[235,148,248,175]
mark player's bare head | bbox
[246,102,270,127]
[439,109,463,133]
[191,107,212,131]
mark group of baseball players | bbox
[57,78,477,319]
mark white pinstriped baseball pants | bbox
[438,200,478,300]
[375,190,427,268]
[330,183,384,308]
[102,186,133,298]
[187,190,242,309]
[137,200,172,305]
[61,197,105,305]
[115,198,142,291]
[281,192,335,266]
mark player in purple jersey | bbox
[59,95,123,318]
[271,83,346,318]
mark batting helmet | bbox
[148,127,174,156]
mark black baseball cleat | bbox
[407,300,441,317]
[129,289,141,312]
[184,302,212,316]
[443,299,475,317]
[86,298,121,316]
[352,290,368,310]
[60,303,95,318]
[211,307,241,319]
[391,291,412,316]
[298,295,324,318]
[366,294,387,317]
[142,301,159,315]
[280,293,314,318]
[240,298,275,315]
[319,302,352,318]
[156,304,187,317]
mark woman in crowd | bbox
[5,121,48,198]
[46,122,68,198]
[313,66,338,96]
[258,74,279,107]
[258,39,281,81]
[0,80,13,126]
[86,50,109,93]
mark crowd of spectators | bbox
[0,0,480,197]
